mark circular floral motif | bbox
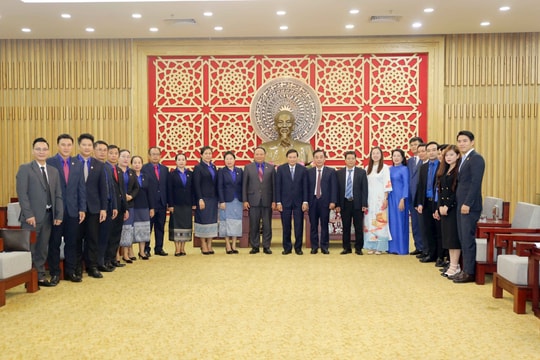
[250,77,321,142]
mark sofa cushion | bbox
[0,252,32,279]
[496,254,540,286]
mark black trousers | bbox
[49,214,79,276]
[341,199,364,251]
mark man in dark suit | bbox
[142,147,169,256]
[16,137,63,287]
[276,149,309,255]
[76,133,108,279]
[307,149,337,254]
[336,151,368,255]
[415,141,441,263]
[46,134,86,284]
[453,130,485,283]
[242,146,275,254]
[407,137,424,256]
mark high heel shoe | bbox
[232,249,239,254]
[201,249,210,255]
[129,256,137,261]
[208,250,215,255]
[138,253,149,260]
[122,257,133,263]
[226,250,234,254]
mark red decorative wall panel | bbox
[148,53,428,167]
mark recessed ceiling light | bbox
[86,27,95,32]
[424,8,434,13]
[149,27,158,32]
[21,28,31,33]
[61,13,71,19]
[349,9,359,15]
[276,10,286,16]
[412,22,422,28]
[499,6,510,11]
[345,24,355,29]
[280,25,288,30]
[203,11,213,17]
[214,26,223,31]
[132,13,142,19]
[480,21,490,26]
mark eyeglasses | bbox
[34,147,49,152]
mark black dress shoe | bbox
[138,253,149,260]
[97,265,115,272]
[38,279,54,287]
[87,268,103,279]
[340,249,352,255]
[420,256,436,263]
[49,275,60,286]
[249,248,259,254]
[355,249,363,255]
[434,258,447,267]
[155,250,168,256]
[145,250,151,258]
[321,249,330,255]
[310,248,318,254]
[295,249,303,255]
[416,252,427,259]
[282,250,292,255]
[111,260,126,267]
[263,248,272,254]
[409,249,423,255]
[453,272,475,283]
[65,273,82,283]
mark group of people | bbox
[16,134,170,287]
[15,129,484,287]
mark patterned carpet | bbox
[1,235,539,359]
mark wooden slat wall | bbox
[0,39,132,205]
[444,33,540,216]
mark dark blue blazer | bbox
[456,150,485,212]
[217,167,243,203]
[142,162,169,210]
[416,161,439,207]
[193,161,218,200]
[275,164,308,208]
[122,168,140,209]
[103,162,119,212]
[47,154,86,218]
[307,166,338,207]
[133,172,155,210]
[78,156,107,214]
[168,168,195,207]
[336,167,368,210]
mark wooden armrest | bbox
[516,242,539,256]
[476,227,540,264]
[0,238,4,252]
[495,233,540,255]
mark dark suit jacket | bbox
[79,156,107,214]
[47,154,86,218]
[16,161,64,223]
[133,172,155,210]
[142,162,169,209]
[242,161,275,207]
[416,160,439,207]
[275,164,308,208]
[407,156,422,201]
[168,168,195,207]
[336,167,368,210]
[217,167,243,203]
[122,168,140,209]
[193,161,218,200]
[307,166,338,207]
[456,150,485,212]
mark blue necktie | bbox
[345,169,353,199]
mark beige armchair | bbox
[0,228,39,307]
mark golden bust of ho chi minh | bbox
[260,110,314,166]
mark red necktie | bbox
[113,166,119,182]
[258,164,263,182]
[63,159,69,183]
[154,164,160,181]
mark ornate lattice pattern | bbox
[148,54,427,167]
